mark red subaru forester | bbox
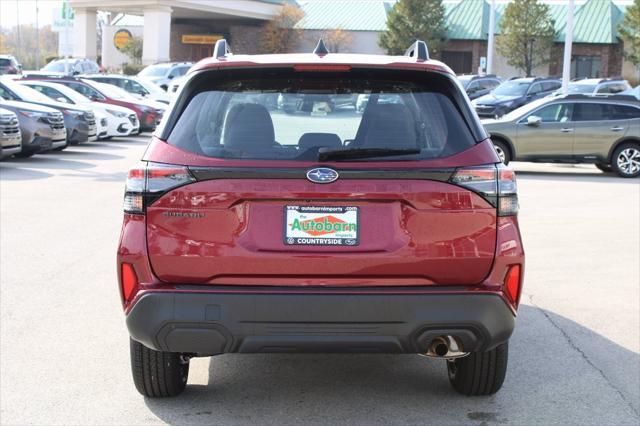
[118,40,524,397]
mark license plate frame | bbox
[284,206,359,246]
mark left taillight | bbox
[123,161,195,214]
[450,163,518,216]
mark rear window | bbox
[166,69,478,161]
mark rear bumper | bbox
[126,290,515,356]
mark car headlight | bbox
[107,109,127,118]
[499,101,514,108]
[18,110,47,119]
[155,108,165,115]
[470,99,478,106]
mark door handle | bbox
[610,126,624,132]
[560,128,573,133]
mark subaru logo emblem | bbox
[306,167,339,184]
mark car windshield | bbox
[139,65,170,77]
[91,81,133,100]
[493,81,530,96]
[167,69,478,161]
[457,76,473,89]
[2,79,54,103]
[42,60,73,72]
[567,84,596,94]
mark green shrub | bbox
[122,63,145,75]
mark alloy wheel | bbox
[494,145,506,163]
[616,147,640,176]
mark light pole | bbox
[487,0,496,75]
[562,0,575,93]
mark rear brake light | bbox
[120,262,139,305]
[450,164,518,216]
[123,162,195,213]
[293,64,352,72]
[504,264,522,307]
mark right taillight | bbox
[123,161,195,214]
[504,264,522,307]
[450,163,518,216]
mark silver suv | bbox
[137,62,192,91]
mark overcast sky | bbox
[0,0,61,29]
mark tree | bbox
[320,29,353,53]
[261,5,304,54]
[121,36,143,65]
[496,0,556,77]
[619,0,640,66]
[0,24,59,70]
[379,0,446,55]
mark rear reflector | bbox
[504,265,521,306]
[120,263,139,305]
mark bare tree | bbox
[261,5,304,54]
[320,29,354,53]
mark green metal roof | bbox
[295,1,390,31]
[296,0,630,44]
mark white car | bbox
[82,74,171,105]
[19,80,140,138]
[137,62,192,91]
[167,76,183,97]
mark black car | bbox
[473,77,561,118]
[458,74,502,100]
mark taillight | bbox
[120,262,139,305]
[504,264,522,307]
[123,161,195,214]
[450,163,518,216]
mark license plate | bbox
[284,206,359,246]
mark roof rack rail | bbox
[564,93,638,102]
[313,38,329,56]
[404,40,429,61]
[213,39,232,59]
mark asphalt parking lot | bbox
[1,135,638,425]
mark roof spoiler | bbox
[213,39,232,59]
[404,40,429,61]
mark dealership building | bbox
[69,0,637,80]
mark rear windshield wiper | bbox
[318,147,421,162]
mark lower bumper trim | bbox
[126,291,515,356]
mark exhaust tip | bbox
[423,335,469,359]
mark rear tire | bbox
[447,342,508,396]
[492,140,511,164]
[130,338,189,397]
[595,163,612,173]
[611,143,640,178]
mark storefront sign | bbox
[114,29,133,50]
[182,34,224,45]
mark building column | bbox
[142,6,172,65]
[72,8,97,59]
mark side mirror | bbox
[526,116,542,126]
[168,75,174,80]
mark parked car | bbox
[19,80,139,139]
[620,86,639,100]
[457,74,502,100]
[0,99,66,156]
[473,77,561,118]
[0,77,95,146]
[137,62,192,91]
[82,74,171,104]
[551,78,632,96]
[119,39,524,398]
[0,108,22,158]
[167,76,183,96]
[41,58,100,76]
[0,55,22,75]
[21,76,162,132]
[483,94,640,177]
